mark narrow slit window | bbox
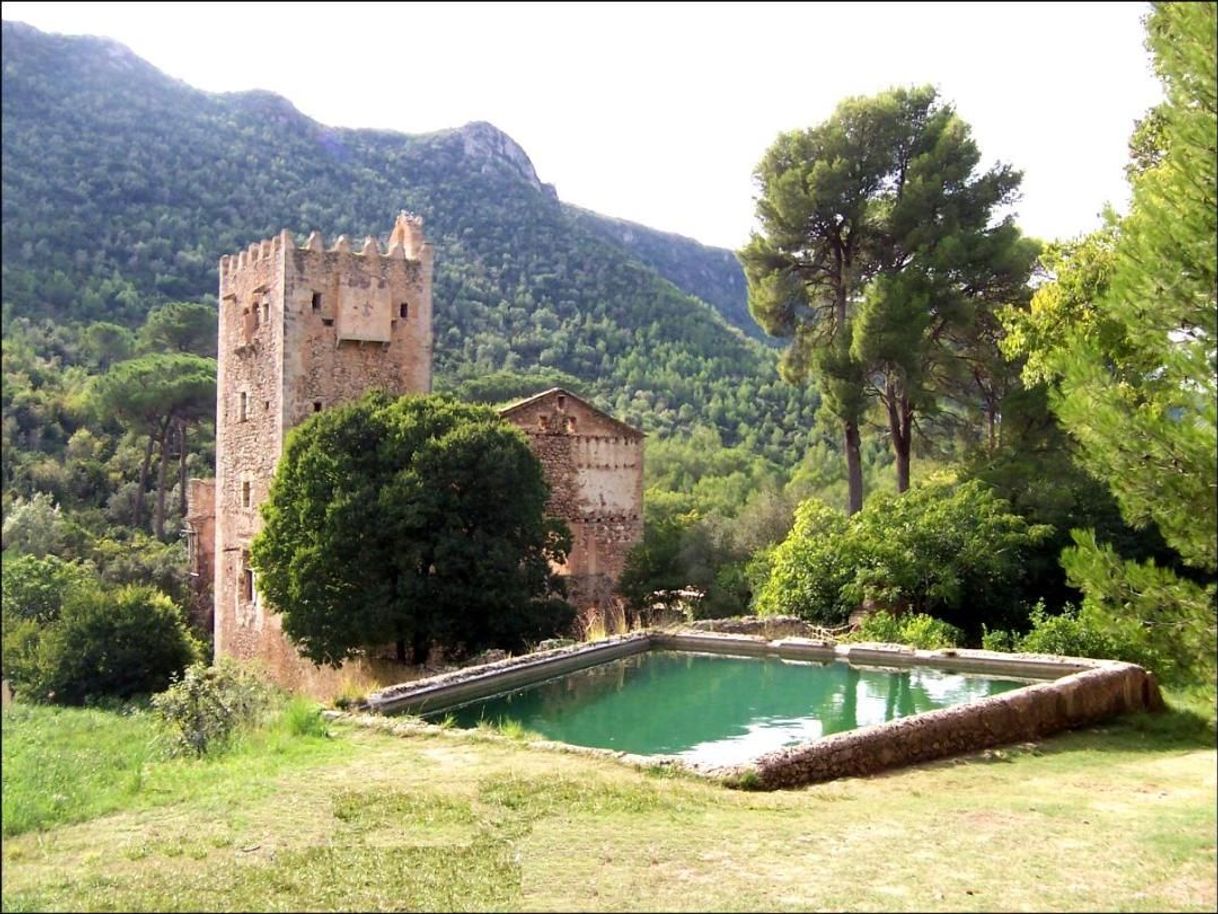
[311,292,322,312]
[241,480,252,508]
[252,301,260,328]
[241,565,253,603]
[239,391,248,421]
[399,302,409,319]
[262,301,270,324]
[557,394,567,410]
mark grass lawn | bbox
[1,690,1215,912]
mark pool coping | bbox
[363,629,1164,789]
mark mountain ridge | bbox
[1,19,814,461]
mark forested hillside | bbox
[0,20,810,461]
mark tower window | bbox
[242,480,252,508]
[399,302,409,319]
[566,416,577,433]
[252,302,260,329]
[313,401,323,413]
[262,301,270,324]
[322,318,334,327]
[239,391,248,421]
[311,292,322,312]
[242,566,254,603]
[557,394,567,410]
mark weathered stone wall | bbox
[500,389,643,608]
[744,660,1163,789]
[199,214,434,691]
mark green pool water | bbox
[426,650,1028,767]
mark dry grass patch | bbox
[2,697,1214,912]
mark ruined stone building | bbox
[499,388,644,609]
[185,214,642,688]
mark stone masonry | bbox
[191,212,434,689]
[499,388,644,611]
[188,216,645,690]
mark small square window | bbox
[313,401,322,413]
[322,318,334,327]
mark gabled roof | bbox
[497,387,644,439]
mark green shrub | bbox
[15,584,201,705]
[980,601,1163,674]
[981,625,1019,652]
[1,554,95,624]
[846,611,964,650]
[1016,601,1161,671]
[755,477,1050,632]
[152,660,274,757]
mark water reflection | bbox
[426,651,1024,767]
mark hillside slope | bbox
[0,21,813,458]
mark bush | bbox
[17,584,202,705]
[755,476,1050,633]
[845,611,964,650]
[983,600,1163,674]
[1,554,95,624]
[152,660,274,757]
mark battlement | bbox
[219,211,431,276]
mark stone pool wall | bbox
[363,629,1164,789]
[738,657,1163,789]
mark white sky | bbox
[5,1,1163,250]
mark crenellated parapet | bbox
[219,212,431,280]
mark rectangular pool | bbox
[422,650,1027,767]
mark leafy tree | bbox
[251,392,572,667]
[137,301,218,357]
[1002,1,1216,680]
[741,86,1032,507]
[87,353,215,537]
[1,553,95,624]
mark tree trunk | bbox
[136,433,155,530]
[153,416,171,540]
[844,419,864,515]
[177,419,189,520]
[412,631,430,667]
[886,380,912,494]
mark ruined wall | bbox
[201,214,434,692]
[500,390,643,609]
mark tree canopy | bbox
[250,393,574,666]
[741,85,1035,510]
[1001,0,1216,680]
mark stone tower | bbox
[207,213,434,683]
